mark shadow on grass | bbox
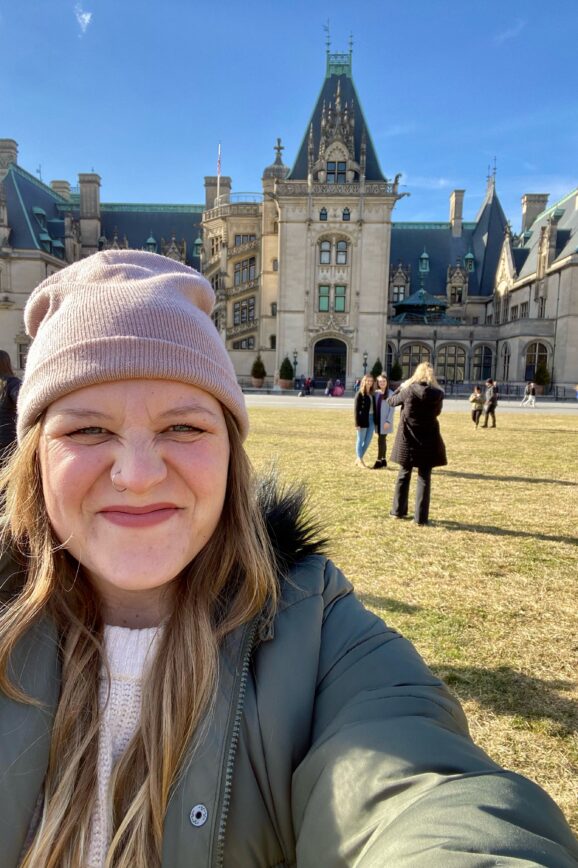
[438,470,577,487]
[435,520,578,547]
[433,665,577,734]
[358,594,422,615]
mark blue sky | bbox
[1,0,577,229]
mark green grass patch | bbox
[246,407,578,832]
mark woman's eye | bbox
[167,424,202,434]
[68,426,109,439]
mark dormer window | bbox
[342,208,350,222]
[327,161,346,184]
[464,252,475,273]
[319,208,328,221]
[419,249,430,274]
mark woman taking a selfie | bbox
[0,251,575,867]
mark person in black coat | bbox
[0,350,21,465]
[386,362,447,525]
[353,374,376,467]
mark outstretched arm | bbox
[292,560,577,867]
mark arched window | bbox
[385,343,395,375]
[319,240,331,265]
[336,240,348,265]
[437,344,466,384]
[319,208,328,222]
[401,343,430,379]
[525,342,548,380]
[342,207,350,222]
[472,345,493,382]
[502,343,511,382]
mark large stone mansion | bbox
[1,49,576,389]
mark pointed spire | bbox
[335,79,341,113]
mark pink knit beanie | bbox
[17,250,249,441]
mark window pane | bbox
[318,285,329,312]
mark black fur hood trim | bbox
[256,472,328,578]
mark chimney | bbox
[521,193,549,233]
[78,173,101,255]
[0,139,18,182]
[449,190,465,237]
[204,175,231,210]
[51,179,71,200]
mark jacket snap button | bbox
[190,804,208,827]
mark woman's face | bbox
[377,376,387,391]
[39,379,230,625]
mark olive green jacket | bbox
[1,553,576,866]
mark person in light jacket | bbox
[372,372,394,468]
[0,252,576,868]
[387,361,447,525]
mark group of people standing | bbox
[354,363,447,525]
[468,378,499,428]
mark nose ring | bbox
[112,470,127,493]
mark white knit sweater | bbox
[87,625,162,867]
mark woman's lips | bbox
[98,504,180,528]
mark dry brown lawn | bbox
[245,405,578,833]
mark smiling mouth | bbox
[99,504,181,528]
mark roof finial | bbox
[323,20,331,53]
[274,137,285,165]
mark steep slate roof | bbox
[2,164,67,253]
[97,205,203,270]
[471,178,508,294]
[288,53,386,181]
[390,181,508,299]
[390,224,478,295]
[516,186,578,279]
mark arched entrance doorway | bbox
[313,338,347,387]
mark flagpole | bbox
[216,143,221,203]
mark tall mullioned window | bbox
[392,285,405,303]
[327,161,346,184]
[234,257,256,286]
[472,345,493,382]
[436,344,466,383]
[525,341,548,380]
[319,241,331,265]
[233,296,256,325]
[334,285,346,312]
[318,285,330,312]
[401,344,430,378]
[336,240,348,265]
[520,301,528,318]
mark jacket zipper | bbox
[213,616,260,868]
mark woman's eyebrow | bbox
[158,404,219,420]
[55,409,114,420]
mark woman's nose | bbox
[114,441,167,494]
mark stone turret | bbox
[0,139,18,182]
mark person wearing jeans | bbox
[387,362,447,525]
[353,374,375,467]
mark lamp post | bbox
[362,351,368,376]
[292,349,298,385]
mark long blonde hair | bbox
[401,362,442,390]
[359,374,375,396]
[0,409,278,868]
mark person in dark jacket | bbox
[387,361,447,525]
[353,373,375,467]
[0,253,577,867]
[481,377,499,427]
[0,350,21,464]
